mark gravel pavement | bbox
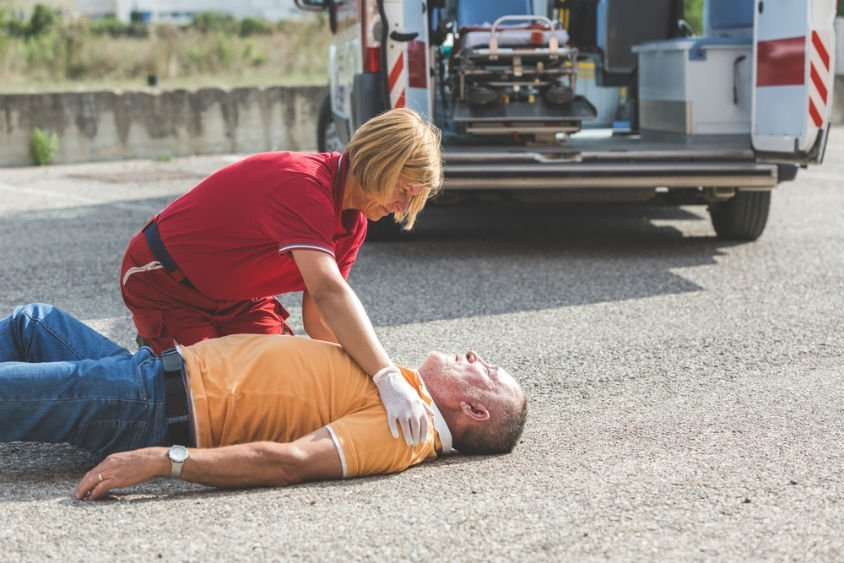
[0,130,842,561]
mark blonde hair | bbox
[346,108,444,230]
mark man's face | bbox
[419,351,521,406]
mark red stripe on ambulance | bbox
[811,30,830,71]
[388,52,404,89]
[407,40,427,89]
[809,65,828,104]
[756,36,805,87]
[808,30,832,128]
[388,51,406,108]
[808,100,823,127]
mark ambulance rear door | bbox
[752,0,837,164]
[380,0,432,117]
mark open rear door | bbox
[752,0,837,164]
[381,0,432,117]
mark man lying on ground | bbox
[0,304,527,500]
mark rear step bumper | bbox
[444,161,778,189]
[443,145,778,189]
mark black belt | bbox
[160,348,194,447]
[143,220,194,288]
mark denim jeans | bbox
[0,303,169,459]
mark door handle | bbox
[390,31,419,42]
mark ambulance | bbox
[294,0,838,240]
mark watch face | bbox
[169,445,189,463]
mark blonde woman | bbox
[120,108,443,445]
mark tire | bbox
[317,95,345,153]
[365,216,404,242]
[708,190,771,241]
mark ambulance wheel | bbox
[317,96,344,152]
[708,190,771,241]
[366,217,404,242]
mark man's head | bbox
[418,351,527,455]
[345,108,443,229]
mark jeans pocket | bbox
[74,419,148,459]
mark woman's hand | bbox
[373,366,433,446]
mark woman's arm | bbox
[292,249,391,376]
[292,249,430,445]
[302,290,339,343]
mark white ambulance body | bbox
[296,0,837,240]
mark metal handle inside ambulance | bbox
[376,0,391,108]
[488,15,560,56]
[733,55,747,106]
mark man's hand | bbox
[75,447,168,500]
[373,366,433,446]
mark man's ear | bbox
[460,401,490,422]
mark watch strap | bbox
[168,445,188,479]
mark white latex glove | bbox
[373,366,433,446]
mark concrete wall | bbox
[0,85,327,167]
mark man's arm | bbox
[75,428,342,500]
[301,290,338,343]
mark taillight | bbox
[364,46,381,73]
[362,0,382,74]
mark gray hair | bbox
[453,392,528,455]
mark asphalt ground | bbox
[0,129,842,561]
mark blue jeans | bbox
[0,303,170,459]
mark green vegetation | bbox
[683,0,703,36]
[29,127,59,165]
[0,4,331,92]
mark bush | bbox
[191,12,239,34]
[242,42,267,67]
[239,17,273,37]
[1,10,27,38]
[30,128,59,166]
[27,4,61,38]
[89,17,128,37]
[24,32,64,73]
[683,0,703,35]
[87,17,149,38]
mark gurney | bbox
[449,11,597,140]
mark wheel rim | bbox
[324,120,344,152]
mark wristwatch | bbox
[168,445,190,479]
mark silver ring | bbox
[97,472,104,482]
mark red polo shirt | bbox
[155,151,367,300]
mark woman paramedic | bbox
[119,108,443,446]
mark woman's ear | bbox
[460,401,490,422]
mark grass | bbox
[0,17,332,93]
[29,126,58,165]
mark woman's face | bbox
[358,179,426,222]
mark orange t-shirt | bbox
[180,334,444,478]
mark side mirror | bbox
[294,0,328,11]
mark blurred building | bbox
[74,0,306,22]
